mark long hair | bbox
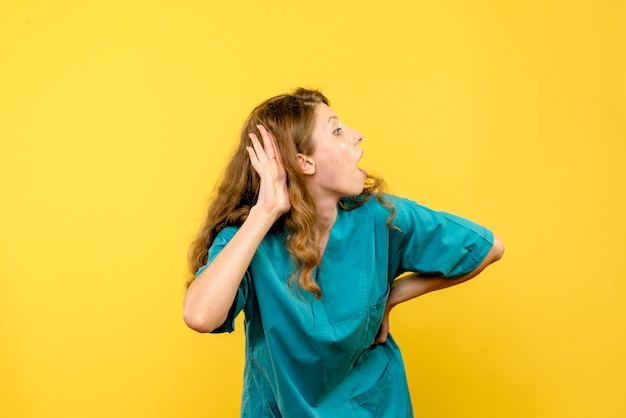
[187,88,392,298]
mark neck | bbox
[306,179,341,250]
[314,196,337,232]
[312,194,339,255]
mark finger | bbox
[257,124,280,162]
[373,316,390,345]
[248,132,266,161]
[374,330,388,345]
[245,146,259,168]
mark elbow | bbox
[490,234,505,262]
[182,306,225,334]
[183,314,213,333]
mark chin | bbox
[347,186,365,197]
[339,178,366,198]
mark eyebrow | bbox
[328,116,339,124]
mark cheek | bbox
[315,149,339,170]
[320,161,338,178]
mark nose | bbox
[352,128,363,145]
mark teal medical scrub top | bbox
[198,195,494,417]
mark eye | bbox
[332,127,343,135]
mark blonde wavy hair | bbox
[187,88,393,298]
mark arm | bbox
[374,234,504,344]
[183,125,290,333]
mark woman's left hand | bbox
[372,273,421,346]
[373,305,392,345]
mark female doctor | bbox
[183,88,504,417]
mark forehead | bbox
[309,104,338,151]
[314,103,338,126]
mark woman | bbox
[184,88,504,417]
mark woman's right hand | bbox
[246,124,291,220]
[185,123,289,333]
[185,124,288,332]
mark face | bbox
[302,103,367,199]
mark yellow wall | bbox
[1,1,624,417]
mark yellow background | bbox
[1,1,624,417]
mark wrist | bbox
[248,205,281,228]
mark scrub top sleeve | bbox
[390,197,494,278]
[194,226,249,334]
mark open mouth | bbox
[357,152,367,176]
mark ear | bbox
[297,153,316,176]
